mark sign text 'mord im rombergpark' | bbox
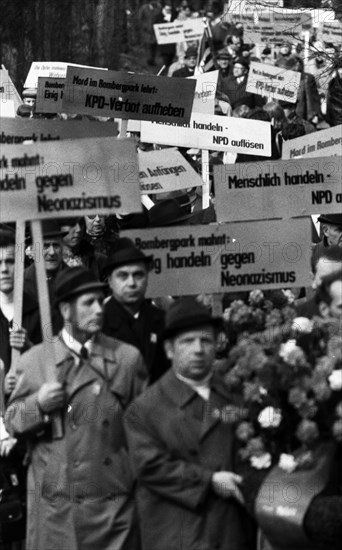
[0,137,141,222]
[62,66,196,124]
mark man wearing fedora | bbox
[102,238,170,384]
[124,298,256,550]
[6,266,147,550]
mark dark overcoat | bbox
[124,369,256,550]
[102,298,170,383]
[6,333,148,550]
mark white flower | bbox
[258,406,282,429]
[291,317,314,334]
[279,339,300,361]
[278,453,298,473]
[250,452,272,470]
[223,307,231,322]
[282,289,295,304]
[329,370,342,391]
[0,416,10,441]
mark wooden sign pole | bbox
[8,221,25,376]
[31,220,63,439]
[201,149,210,209]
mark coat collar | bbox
[160,369,232,440]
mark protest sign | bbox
[62,66,196,123]
[190,71,218,115]
[0,137,141,222]
[141,113,272,156]
[0,67,22,111]
[226,8,309,45]
[282,125,342,160]
[138,148,203,194]
[246,62,300,103]
[24,61,107,89]
[36,77,65,114]
[153,18,204,44]
[0,100,15,118]
[122,218,311,296]
[319,20,342,44]
[0,117,118,144]
[214,157,342,222]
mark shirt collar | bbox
[175,372,212,401]
[61,327,93,357]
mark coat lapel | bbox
[200,375,232,440]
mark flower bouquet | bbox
[220,290,342,549]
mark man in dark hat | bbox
[102,238,170,383]
[315,269,342,320]
[6,266,147,550]
[24,220,69,333]
[221,56,264,110]
[124,297,256,550]
[311,214,342,272]
[172,46,198,77]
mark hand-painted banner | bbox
[0,117,118,144]
[246,62,300,103]
[141,113,271,156]
[36,77,65,114]
[214,157,342,222]
[153,18,204,44]
[138,148,203,194]
[62,67,196,123]
[0,137,141,222]
[24,61,107,89]
[282,125,342,160]
[122,218,311,296]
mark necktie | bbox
[80,346,88,360]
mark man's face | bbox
[108,262,148,307]
[328,281,342,319]
[62,222,83,248]
[0,245,15,294]
[165,325,216,381]
[23,97,36,107]
[84,215,106,237]
[233,63,246,78]
[313,257,342,290]
[322,224,342,247]
[320,280,342,320]
[230,36,242,51]
[185,55,197,69]
[217,58,229,70]
[62,291,104,338]
[43,238,63,274]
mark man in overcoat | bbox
[102,238,170,383]
[6,266,147,550]
[124,298,256,550]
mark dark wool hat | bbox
[26,220,68,244]
[185,46,198,58]
[318,214,342,227]
[163,298,222,340]
[233,56,250,69]
[217,49,230,60]
[148,198,193,227]
[54,266,107,304]
[103,237,153,277]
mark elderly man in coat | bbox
[124,298,256,550]
[6,266,148,550]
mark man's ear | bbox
[321,224,328,238]
[59,301,71,323]
[163,339,174,361]
[318,301,330,319]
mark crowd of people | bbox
[0,1,342,549]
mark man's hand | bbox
[38,383,65,413]
[4,372,17,395]
[211,471,245,505]
[9,327,32,351]
[0,437,17,457]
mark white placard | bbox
[141,113,272,156]
[246,62,301,103]
[153,19,204,45]
[282,126,342,160]
[24,61,107,89]
[122,218,311,296]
